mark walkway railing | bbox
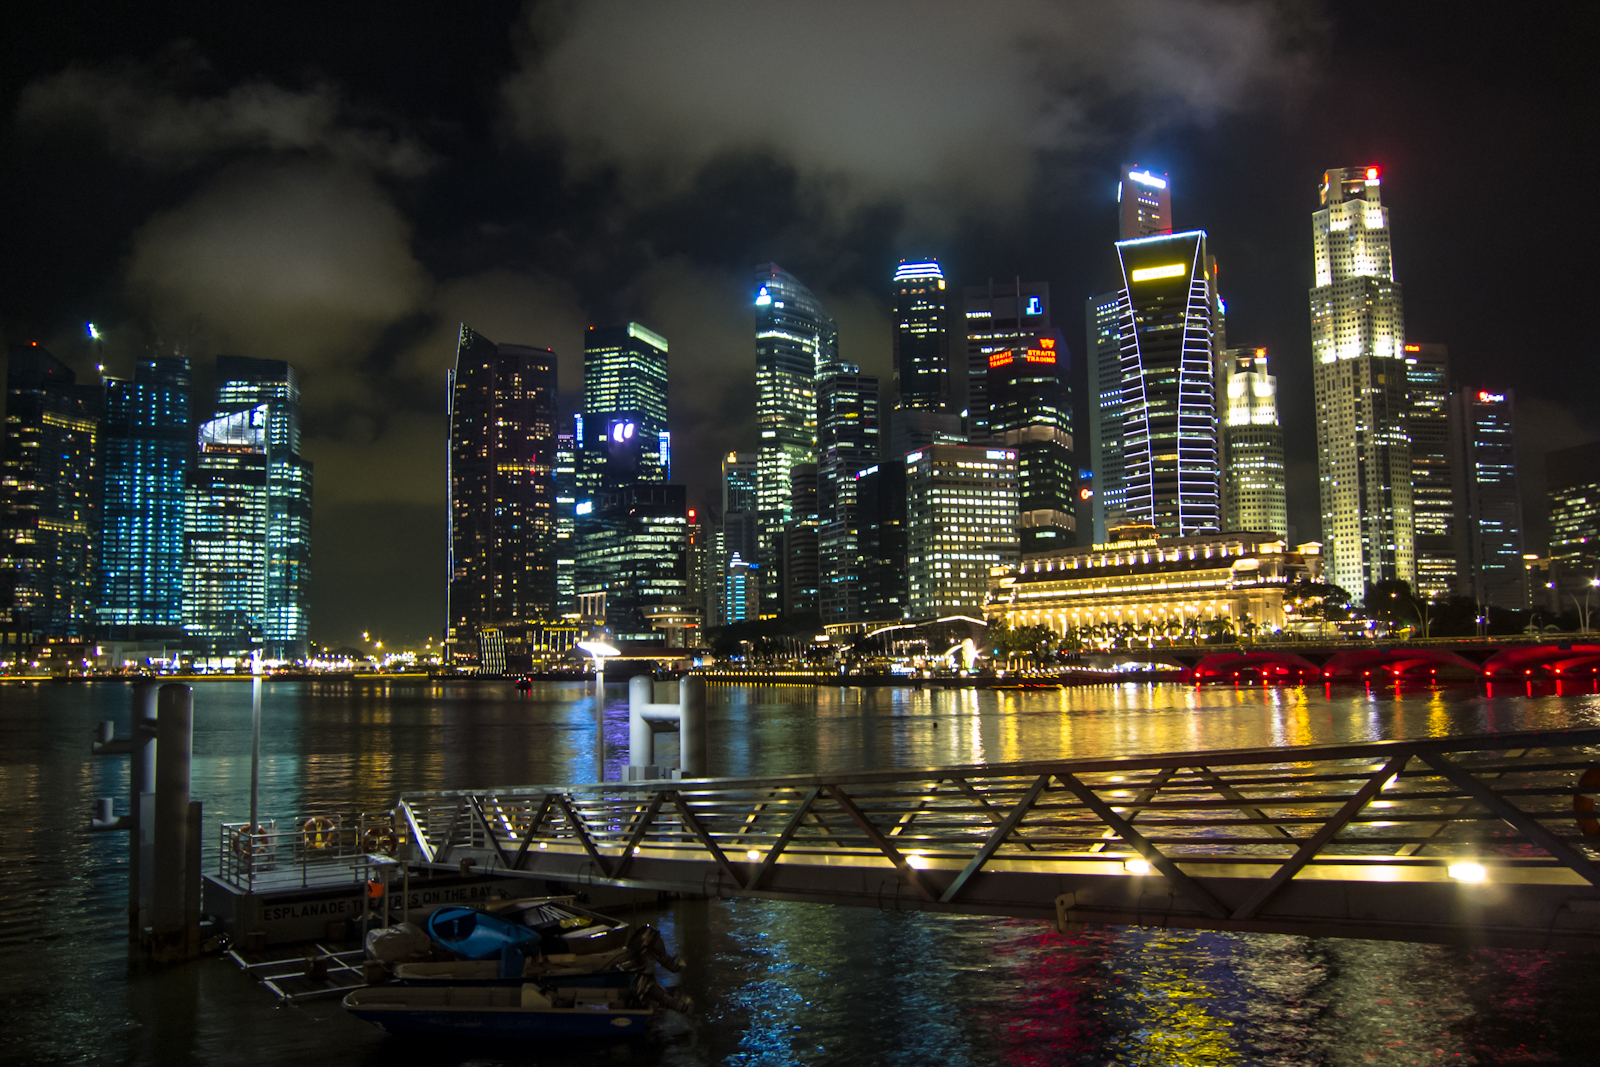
[398,728,1600,950]
[216,812,404,893]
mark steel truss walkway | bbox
[397,729,1600,951]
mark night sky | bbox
[3,1,1596,645]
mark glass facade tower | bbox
[1,344,102,643]
[575,483,688,643]
[1115,230,1221,536]
[581,323,669,496]
[1310,166,1413,598]
[1405,342,1455,600]
[817,366,879,625]
[98,356,191,639]
[1547,441,1600,611]
[183,405,269,657]
[754,263,837,614]
[906,444,1018,619]
[1085,292,1123,543]
[210,356,311,659]
[1450,389,1525,609]
[891,260,948,411]
[1222,349,1287,538]
[447,325,559,664]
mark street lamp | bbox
[1574,578,1600,635]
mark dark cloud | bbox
[506,0,1319,221]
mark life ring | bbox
[302,816,337,850]
[231,824,269,858]
[1575,766,1600,836]
[363,826,398,855]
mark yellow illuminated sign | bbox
[1130,263,1186,282]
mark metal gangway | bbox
[396,728,1600,952]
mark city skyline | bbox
[2,4,1595,643]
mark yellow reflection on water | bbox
[1121,932,1240,1065]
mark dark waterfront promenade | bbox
[3,679,1597,1065]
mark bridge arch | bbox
[1482,643,1600,678]
[1321,648,1482,680]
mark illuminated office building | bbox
[1405,343,1455,600]
[1118,164,1173,240]
[581,323,669,495]
[1115,230,1221,536]
[97,356,191,640]
[183,405,269,657]
[906,444,1018,619]
[817,366,880,624]
[1,344,102,645]
[1222,349,1286,538]
[892,260,948,411]
[1309,166,1413,597]
[722,451,758,513]
[987,332,1075,552]
[1548,441,1600,611]
[575,483,688,643]
[855,461,908,621]
[1450,389,1524,609]
[962,280,1050,437]
[447,326,558,665]
[782,463,820,617]
[554,426,578,615]
[1085,291,1123,543]
[754,263,837,613]
[210,356,311,659]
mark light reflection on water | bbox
[2,678,1598,1066]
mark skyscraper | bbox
[1115,230,1222,536]
[987,331,1075,552]
[722,451,758,513]
[98,356,191,639]
[1221,349,1287,538]
[1084,291,1123,543]
[754,264,837,614]
[906,443,1018,619]
[817,366,879,625]
[1450,389,1525,609]
[855,460,908,622]
[891,260,948,411]
[1405,343,1455,600]
[782,463,820,617]
[213,356,312,659]
[717,452,761,627]
[580,323,669,495]
[1118,164,1173,240]
[1309,166,1413,597]
[184,405,269,658]
[447,325,559,665]
[575,483,688,643]
[1,344,102,644]
[962,280,1050,437]
[554,425,579,615]
[1547,441,1600,614]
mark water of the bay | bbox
[3,678,1598,1066]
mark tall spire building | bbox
[1309,166,1413,597]
[754,263,837,614]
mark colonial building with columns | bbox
[986,533,1323,641]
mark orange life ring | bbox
[231,824,269,857]
[302,816,337,850]
[1574,766,1600,836]
[363,826,398,855]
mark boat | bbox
[343,982,655,1038]
[395,922,680,989]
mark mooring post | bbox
[679,676,707,778]
[184,798,202,958]
[131,682,157,940]
[629,674,655,770]
[152,683,193,963]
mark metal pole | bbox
[152,683,192,963]
[594,656,606,782]
[249,673,262,854]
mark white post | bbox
[679,676,707,778]
[629,675,655,769]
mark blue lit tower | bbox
[1450,388,1524,608]
[1,343,103,644]
[754,263,837,614]
[97,355,191,639]
[581,323,669,496]
[211,356,312,659]
[183,404,270,657]
[891,260,948,411]
[1115,230,1222,536]
[447,326,559,664]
